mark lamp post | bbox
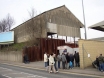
[82,0,87,39]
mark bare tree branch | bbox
[6,14,15,31]
[24,8,43,46]
[0,14,15,32]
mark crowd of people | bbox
[93,54,104,73]
[44,51,80,73]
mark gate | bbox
[23,38,65,62]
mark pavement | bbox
[0,61,104,77]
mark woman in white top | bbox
[49,53,56,73]
[44,52,48,70]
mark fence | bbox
[23,38,65,62]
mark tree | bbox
[24,8,43,46]
[0,14,15,32]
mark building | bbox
[89,20,104,32]
[89,20,104,41]
[12,5,83,44]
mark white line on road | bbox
[21,72,47,78]
[15,75,37,78]
[0,67,12,70]
[2,71,47,78]
[2,74,12,78]
[3,72,22,76]
[21,72,34,76]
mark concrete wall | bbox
[0,51,23,62]
[79,39,104,69]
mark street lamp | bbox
[82,0,87,39]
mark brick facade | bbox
[79,39,104,69]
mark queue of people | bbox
[44,51,80,73]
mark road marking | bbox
[2,74,12,78]
[15,75,47,78]
[3,72,22,76]
[1,63,102,78]
[36,75,47,78]
[15,76,36,78]
[0,67,13,72]
[0,67,12,70]
[21,72,47,78]
[59,71,102,78]
[1,63,45,70]
[0,67,47,78]
[21,72,34,75]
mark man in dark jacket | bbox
[74,51,77,67]
[57,53,61,69]
[66,53,70,69]
[70,53,74,68]
[98,54,103,71]
[74,52,80,67]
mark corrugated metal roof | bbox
[89,20,104,28]
[12,5,83,30]
[88,20,104,31]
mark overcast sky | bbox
[0,0,104,39]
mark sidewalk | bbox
[0,61,104,76]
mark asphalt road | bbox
[0,64,99,78]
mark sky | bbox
[0,0,104,40]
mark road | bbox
[0,64,100,78]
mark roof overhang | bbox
[89,20,104,32]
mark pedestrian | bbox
[74,52,80,67]
[23,53,29,64]
[49,53,56,73]
[66,53,70,69]
[61,53,66,69]
[102,56,104,72]
[98,54,103,72]
[69,53,74,68]
[44,52,48,71]
[47,54,50,71]
[57,53,62,69]
[74,51,77,66]
[53,54,58,72]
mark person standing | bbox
[23,53,29,64]
[74,52,80,67]
[98,54,103,71]
[61,53,66,69]
[54,54,58,72]
[74,51,77,67]
[57,53,61,69]
[44,52,48,71]
[102,56,104,72]
[49,53,56,73]
[69,53,74,68]
[66,53,70,69]
[47,54,50,71]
